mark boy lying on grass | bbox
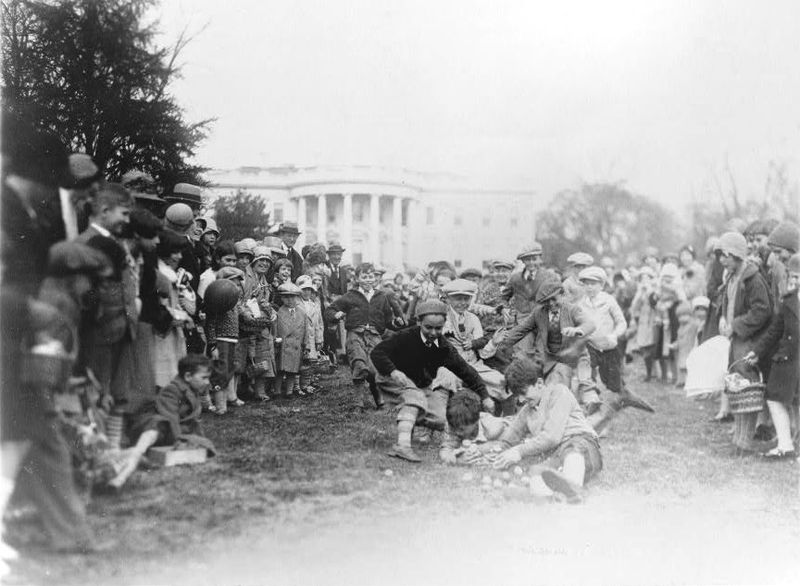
[439,391,510,465]
[478,357,606,503]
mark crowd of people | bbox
[1,114,798,564]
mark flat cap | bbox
[415,299,448,318]
[566,252,594,267]
[441,278,479,296]
[517,242,543,259]
[578,266,607,283]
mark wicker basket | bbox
[724,366,765,415]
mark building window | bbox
[454,214,462,226]
[510,217,518,227]
[482,216,490,227]
[454,259,462,268]
[354,197,365,222]
[426,207,434,225]
[273,203,284,223]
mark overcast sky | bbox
[155,0,800,210]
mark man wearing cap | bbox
[165,183,203,216]
[371,300,494,462]
[326,243,348,296]
[275,222,304,281]
[498,243,556,359]
[563,252,594,304]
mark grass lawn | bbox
[9,362,800,586]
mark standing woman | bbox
[746,253,800,459]
[153,230,196,387]
[242,245,277,401]
[715,232,772,452]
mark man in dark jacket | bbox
[276,221,304,281]
[371,300,494,462]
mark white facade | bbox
[205,165,539,271]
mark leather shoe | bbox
[540,469,583,504]
[617,388,655,413]
[387,444,422,463]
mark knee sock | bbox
[562,451,587,487]
[644,356,653,379]
[397,406,419,447]
[766,400,793,451]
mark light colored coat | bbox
[579,291,627,350]
[275,304,311,373]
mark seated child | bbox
[108,354,217,489]
[487,357,603,504]
[439,390,510,464]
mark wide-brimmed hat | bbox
[327,243,345,254]
[277,221,301,235]
[234,240,255,256]
[277,282,302,296]
[715,232,748,260]
[166,183,202,208]
[296,275,316,290]
[201,218,219,236]
[251,245,273,264]
[768,221,800,253]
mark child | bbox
[234,239,255,272]
[577,266,628,411]
[242,246,278,402]
[273,283,311,397]
[439,390,510,464]
[297,275,324,395]
[487,357,603,504]
[440,279,508,406]
[205,267,247,413]
[629,267,658,381]
[108,354,217,489]
[325,262,397,410]
[653,263,685,384]
[672,301,696,388]
[272,258,293,290]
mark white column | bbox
[342,193,353,264]
[317,193,327,244]
[297,195,307,249]
[369,193,381,264]
[392,196,403,270]
[409,198,422,268]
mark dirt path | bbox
[120,483,800,586]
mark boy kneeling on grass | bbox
[484,357,605,503]
[370,300,495,462]
[108,354,217,489]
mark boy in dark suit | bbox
[371,300,495,462]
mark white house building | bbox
[205,165,539,271]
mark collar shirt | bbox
[89,222,111,238]
[359,287,375,302]
[419,330,440,348]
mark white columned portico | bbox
[342,193,353,264]
[317,194,327,244]
[297,195,307,249]
[392,196,402,270]
[369,193,380,263]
